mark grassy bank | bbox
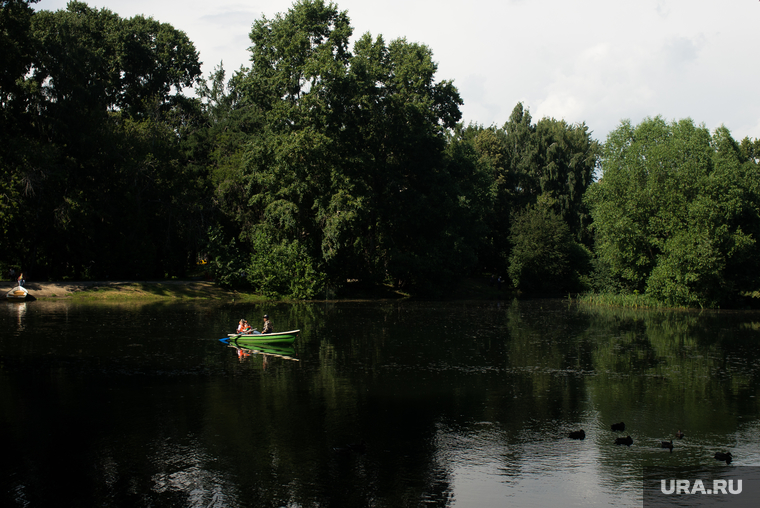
[576,292,682,309]
[38,282,266,302]
[30,275,512,302]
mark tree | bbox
[0,0,38,104]
[508,201,590,293]
[29,1,200,118]
[211,0,466,295]
[1,1,206,279]
[0,0,39,268]
[461,103,599,275]
[585,117,760,307]
[337,33,464,287]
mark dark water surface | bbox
[3,298,760,507]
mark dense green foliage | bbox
[508,203,591,293]
[1,0,207,279]
[586,117,760,307]
[210,1,473,294]
[457,104,599,279]
[2,0,759,305]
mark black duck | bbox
[714,452,732,464]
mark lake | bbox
[2,298,760,507]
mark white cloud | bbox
[661,36,702,68]
[31,0,760,141]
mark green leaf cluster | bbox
[586,117,760,307]
[209,0,475,293]
[458,103,599,288]
[1,0,208,279]
[508,203,591,293]
[246,230,326,299]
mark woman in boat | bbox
[17,272,25,287]
[262,315,273,334]
[237,319,252,334]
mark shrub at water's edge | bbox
[577,292,684,310]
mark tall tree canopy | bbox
[0,0,38,245]
[458,103,599,281]
[0,0,206,279]
[586,117,760,307]
[211,0,468,295]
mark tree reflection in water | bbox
[1,299,760,506]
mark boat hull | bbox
[6,286,29,300]
[228,329,300,344]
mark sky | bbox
[33,0,760,143]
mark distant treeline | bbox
[2,0,759,306]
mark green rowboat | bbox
[228,329,300,345]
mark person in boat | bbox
[17,272,25,287]
[237,319,252,334]
[262,314,273,334]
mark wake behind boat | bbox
[227,329,300,345]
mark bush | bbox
[246,231,326,299]
[508,205,590,293]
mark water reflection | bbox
[223,341,300,364]
[5,301,27,330]
[2,299,760,506]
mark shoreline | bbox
[0,279,413,301]
[2,276,509,302]
[2,280,234,300]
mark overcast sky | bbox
[33,0,760,143]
